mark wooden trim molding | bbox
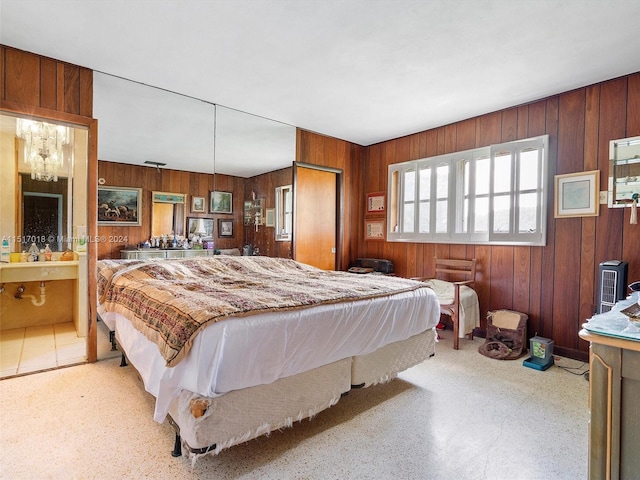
[591,352,613,480]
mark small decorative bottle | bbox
[44,244,52,261]
[1,238,10,263]
[28,242,39,262]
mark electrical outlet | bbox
[599,191,608,204]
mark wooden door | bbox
[294,165,337,270]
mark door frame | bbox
[293,162,343,271]
[1,102,99,362]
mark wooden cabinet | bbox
[579,330,640,479]
[120,249,214,259]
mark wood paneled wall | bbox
[0,46,93,117]
[98,133,365,265]
[97,161,246,258]
[97,163,295,259]
[360,73,640,361]
[243,167,293,258]
[296,130,366,270]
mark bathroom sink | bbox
[0,261,79,283]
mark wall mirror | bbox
[609,135,640,208]
[93,72,296,254]
[93,73,216,175]
[151,191,186,238]
[93,72,296,178]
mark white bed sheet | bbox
[100,286,439,422]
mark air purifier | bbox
[597,260,629,313]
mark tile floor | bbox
[0,321,86,378]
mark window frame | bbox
[387,135,548,246]
[275,184,292,241]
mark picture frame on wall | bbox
[218,219,234,237]
[191,196,206,213]
[366,191,386,214]
[211,191,233,214]
[265,208,275,227]
[365,218,385,240]
[187,217,214,239]
[98,186,142,225]
[554,170,600,218]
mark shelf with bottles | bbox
[244,199,264,226]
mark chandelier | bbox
[16,119,70,182]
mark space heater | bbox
[597,260,628,314]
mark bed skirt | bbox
[167,328,436,459]
[351,326,437,388]
[168,357,352,457]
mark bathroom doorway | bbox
[0,114,91,379]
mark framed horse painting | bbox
[98,186,142,225]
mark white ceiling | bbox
[2,0,640,175]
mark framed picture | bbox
[218,219,234,237]
[265,208,275,227]
[187,217,214,239]
[98,186,142,225]
[191,196,206,213]
[365,218,385,240]
[211,191,233,214]
[554,170,600,218]
[366,191,386,214]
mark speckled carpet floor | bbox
[0,329,589,479]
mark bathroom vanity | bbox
[0,253,88,338]
[0,260,79,283]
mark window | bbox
[387,135,548,246]
[275,185,292,241]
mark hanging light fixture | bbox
[16,119,70,182]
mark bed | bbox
[96,256,440,459]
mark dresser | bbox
[120,249,215,259]
[579,294,640,480]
